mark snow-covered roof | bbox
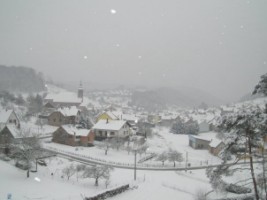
[0,109,13,123]
[6,125,21,138]
[189,132,218,142]
[112,111,139,122]
[92,120,127,131]
[57,106,79,117]
[209,139,224,148]
[189,135,211,142]
[45,92,82,104]
[106,111,120,120]
[61,125,90,137]
[0,124,5,132]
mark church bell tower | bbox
[78,81,83,101]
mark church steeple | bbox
[78,81,83,101]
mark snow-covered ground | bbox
[148,127,222,166]
[42,128,222,168]
[0,157,213,200]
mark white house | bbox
[0,109,20,127]
[198,121,210,133]
[92,119,131,140]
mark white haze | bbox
[0,0,266,102]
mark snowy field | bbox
[1,128,257,200]
[0,157,213,200]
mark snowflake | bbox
[83,56,88,60]
[110,9,117,14]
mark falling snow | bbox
[110,9,117,14]
[83,56,88,60]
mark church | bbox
[44,82,84,108]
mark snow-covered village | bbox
[0,1,267,200]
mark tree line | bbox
[0,65,45,92]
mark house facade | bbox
[52,125,94,146]
[0,125,21,153]
[209,139,225,156]
[188,135,211,149]
[48,107,81,126]
[96,111,119,122]
[198,121,210,133]
[0,109,20,127]
[44,83,83,108]
[0,126,15,145]
[92,119,131,140]
[189,134,225,156]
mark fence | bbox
[85,184,129,200]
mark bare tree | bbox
[156,151,168,166]
[105,174,111,189]
[110,137,124,151]
[76,164,86,182]
[62,164,76,180]
[194,189,209,200]
[167,149,183,167]
[136,143,149,157]
[125,145,132,155]
[11,129,42,178]
[98,139,111,155]
[83,165,113,186]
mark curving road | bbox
[43,147,260,171]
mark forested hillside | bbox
[0,65,45,92]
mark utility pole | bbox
[185,151,188,172]
[134,150,137,180]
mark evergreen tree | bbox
[253,73,267,96]
[171,117,199,135]
[217,105,267,200]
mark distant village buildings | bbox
[52,125,94,146]
[188,134,225,156]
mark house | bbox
[48,106,81,126]
[189,133,225,156]
[147,115,161,124]
[44,83,84,108]
[209,139,225,156]
[96,111,119,122]
[112,111,139,128]
[52,125,94,146]
[0,109,20,127]
[158,114,176,127]
[198,121,210,133]
[188,135,211,149]
[0,125,21,153]
[92,119,131,140]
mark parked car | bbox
[37,159,47,166]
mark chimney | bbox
[106,118,109,124]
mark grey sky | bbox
[0,0,266,102]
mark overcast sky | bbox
[0,0,266,101]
